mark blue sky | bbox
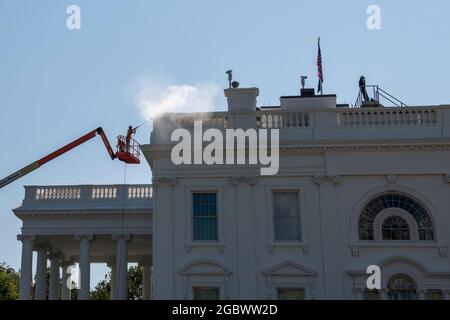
[1,0,449,288]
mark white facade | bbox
[14,87,450,300]
[14,185,153,300]
[142,87,450,300]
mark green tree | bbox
[90,265,143,300]
[127,265,143,300]
[90,273,111,300]
[0,262,20,300]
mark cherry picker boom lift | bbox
[0,127,140,190]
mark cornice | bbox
[14,208,152,218]
[143,140,450,159]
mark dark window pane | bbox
[193,192,218,240]
[359,193,434,241]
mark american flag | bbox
[317,38,323,94]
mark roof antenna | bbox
[226,70,232,88]
[301,76,308,90]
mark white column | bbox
[48,255,60,300]
[231,177,257,299]
[141,262,152,300]
[78,235,93,300]
[108,262,116,300]
[314,176,344,299]
[35,248,48,300]
[19,235,34,300]
[60,262,71,300]
[114,235,129,300]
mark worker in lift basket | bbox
[126,125,136,152]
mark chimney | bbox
[224,87,259,128]
[225,87,259,112]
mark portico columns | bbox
[141,261,152,300]
[35,247,48,300]
[18,235,34,300]
[77,235,93,300]
[60,261,72,300]
[107,261,116,300]
[48,255,60,300]
[113,234,130,300]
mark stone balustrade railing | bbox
[257,110,310,129]
[149,105,450,144]
[28,184,153,202]
[336,107,440,127]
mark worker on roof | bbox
[359,76,369,102]
[126,125,136,152]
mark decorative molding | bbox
[74,234,94,241]
[14,209,152,218]
[230,176,240,186]
[185,243,225,254]
[151,178,161,187]
[438,246,448,258]
[168,178,177,187]
[245,176,257,186]
[329,175,341,185]
[178,259,232,300]
[229,176,257,186]
[111,234,131,241]
[313,175,341,185]
[144,142,450,160]
[350,246,359,257]
[17,234,36,242]
[262,260,317,300]
[266,243,310,255]
[313,176,325,185]
[350,243,448,258]
[444,174,450,183]
[386,174,398,185]
[152,176,177,187]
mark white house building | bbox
[14,85,450,300]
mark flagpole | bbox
[318,37,323,95]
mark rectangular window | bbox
[364,290,381,300]
[193,287,220,300]
[193,192,218,241]
[426,289,443,300]
[277,288,305,300]
[273,191,301,241]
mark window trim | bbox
[192,191,219,242]
[184,186,225,253]
[373,208,419,242]
[264,185,309,253]
[349,187,446,256]
[272,190,302,242]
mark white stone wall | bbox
[149,149,450,299]
[146,88,450,300]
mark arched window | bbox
[388,274,417,300]
[359,193,434,241]
[382,216,410,240]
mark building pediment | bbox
[263,260,317,277]
[179,259,232,276]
